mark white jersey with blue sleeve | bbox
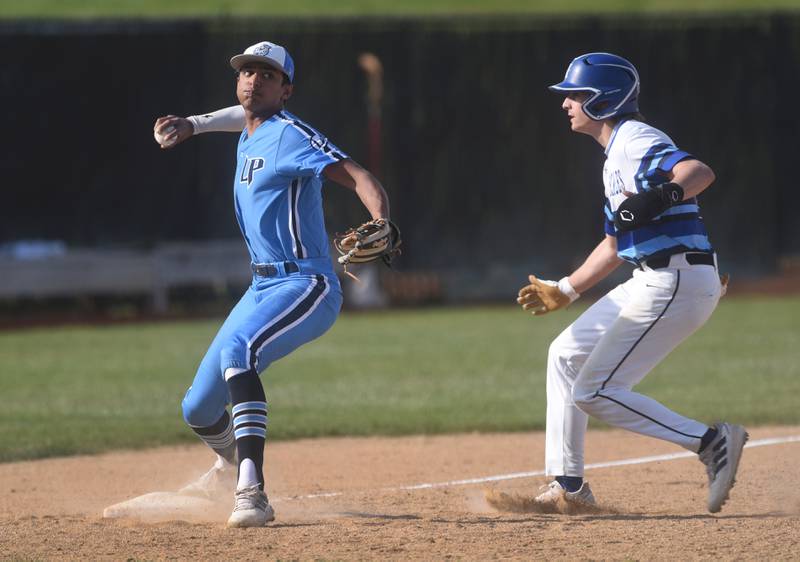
[233,110,348,272]
[601,119,713,265]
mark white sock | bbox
[237,458,259,490]
[224,367,248,381]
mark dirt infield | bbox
[1,427,799,560]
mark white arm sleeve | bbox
[186,105,246,134]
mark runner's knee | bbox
[547,335,580,381]
[571,383,601,413]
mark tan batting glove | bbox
[517,275,579,316]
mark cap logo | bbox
[253,44,272,57]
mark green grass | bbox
[0,296,798,462]
[0,0,797,19]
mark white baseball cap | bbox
[230,41,295,83]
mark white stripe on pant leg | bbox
[252,277,331,360]
[245,277,323,370]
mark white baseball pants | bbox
[545,254,722,477]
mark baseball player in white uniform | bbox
[518,53,747,513]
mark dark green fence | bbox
[1,14,797,288]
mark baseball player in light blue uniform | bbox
[155,41,391,527]
[518,53,747,513]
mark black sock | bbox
[189,410,236,463]
[698,427,718,453]
[227,369,268,489]
[556,475,583,493]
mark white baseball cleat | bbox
[226,485,275,528]
[699,422,749,513]
[535,480,597,507]
[178,455,237,500]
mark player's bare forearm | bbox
[567,235,623,294]
[356,178,390,220]
[669,159,715,199]
[324,159,390,220]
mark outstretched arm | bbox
[153,106,246,149]
[518,235,622,315]
[323,159,390,220]
[567,235,623,294]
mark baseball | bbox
[154,124,177,147]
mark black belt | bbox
[644,252,715,270]
[251,261,299,277]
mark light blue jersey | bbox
[602,119,713,265]
[234,110,348,273]
[182,109,346,428]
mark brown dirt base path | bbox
[1,427,799,560]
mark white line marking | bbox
[273,434,800,503]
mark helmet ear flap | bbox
[579,93,605,121]
[587,99,610,116]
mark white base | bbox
[103,491,223,522]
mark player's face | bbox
[237,63,293,117]
[561,92,601,135]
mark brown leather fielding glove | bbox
[334,218,401,269]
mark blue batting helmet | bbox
[549,53,640,121]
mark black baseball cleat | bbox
[699,422,749,513]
